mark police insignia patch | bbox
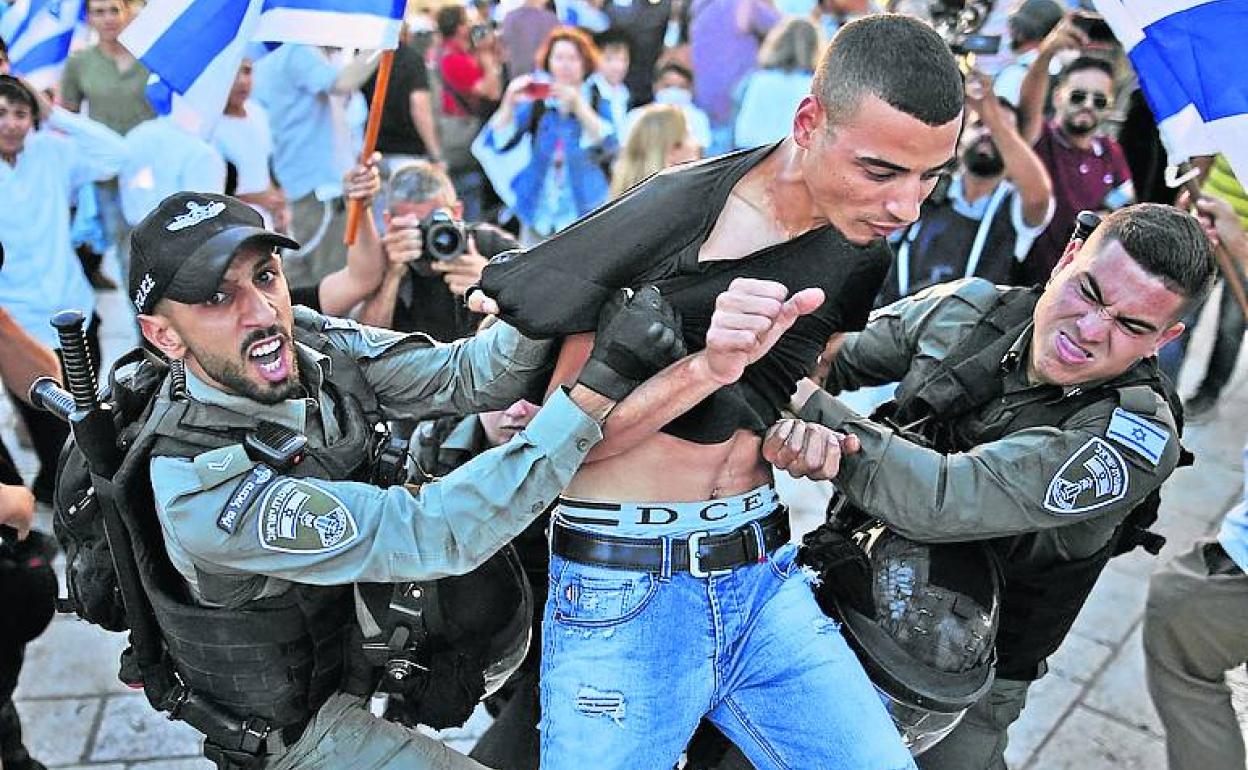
[256,480,359,553]
[1044,438,1130,515]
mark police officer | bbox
[765,202,1216,769]
[122,191,790,769]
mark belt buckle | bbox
[687,531,730,578]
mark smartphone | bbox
[956,34,1002,55]
[1071,12,1117,46]
[523,80,553,100]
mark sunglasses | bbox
[1068,89,1110,111]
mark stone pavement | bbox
[4,274,1247,769]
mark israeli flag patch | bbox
[1106,408,1169,467]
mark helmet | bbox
[811,525,1001,755]
[359,544,533,729]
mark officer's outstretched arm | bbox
[777,387,1180,542]
[153,290,686,585]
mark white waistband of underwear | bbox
[555,483,780,538]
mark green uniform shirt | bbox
[150,314,600,601]
[805,279,1180,565]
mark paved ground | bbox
[4,271,1247,769]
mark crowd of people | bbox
[0,0,1246,768]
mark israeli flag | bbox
[1093,0,1248,184]
[120,0,402,136]
[254,0,404,50]
[0,0,86,90]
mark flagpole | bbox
[1178,162,1248,317]
[344,48,395,246]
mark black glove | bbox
[576,286,686,402]
[798,523,875,620]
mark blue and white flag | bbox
[254,0,404,50]
[120,0,402,135]
[0,0,86,89]
[1093,0,1248,184]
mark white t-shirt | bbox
[121,117,226,226]
[212,101,274,196]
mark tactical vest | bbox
[107,311,397,758]
[883,286,1179,681]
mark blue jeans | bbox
[539,542,916,770]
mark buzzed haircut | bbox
[1057,55,1114,85]
[1090,203,1217,313]
[813,14,963,128]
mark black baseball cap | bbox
[129,192,299,315]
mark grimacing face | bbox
[140,245,301,404]
[794,93,961,245]
[1028,237,1186,387]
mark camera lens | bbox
[424,220,466,261]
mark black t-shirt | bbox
[364,42,431,157]
[480,144,892,443]
[394,223,520,342]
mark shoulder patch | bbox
[1044,437,1130,515]
[256,480,359,554]
[217,464,279,534]
[1106,408,1169,467]
[192,445,254,490]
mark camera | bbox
[469,22,495,48]
[420,210,468,262]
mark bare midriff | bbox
[564,429,772,502]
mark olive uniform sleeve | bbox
[151,388,601,585]
[800,388,1181,542]
[825,281,999,394]
[305,311,555,422]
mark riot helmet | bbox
[808,524,1001,755]
[358,543,533,729]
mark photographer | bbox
[1016,14,1134,285]
[356,160,518,340]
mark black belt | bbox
[551,507,790,577]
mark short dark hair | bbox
[0,75,39,127]
[593,28,631,53]
[436,5,467,39]
[655,61,693,86]
[1089,203,1217,314]
[813,14,963,128]
[1057,55,1114,85]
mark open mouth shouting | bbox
[246,333,292,384]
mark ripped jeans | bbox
[539,541,917,770]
